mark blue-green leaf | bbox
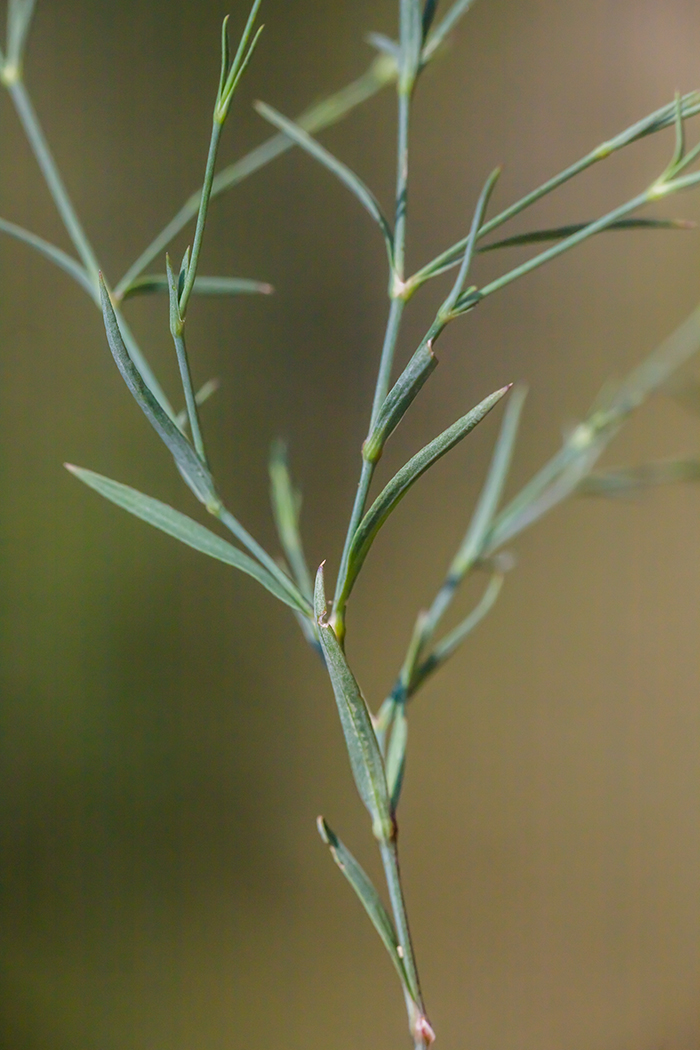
[478,217,694,252]
[384,705,408,811]
[100,276,217,508]
[65,465,310,614]
[344,386,510,602]
[314,566,393,842]
[363,340,438,463]
[0,216,95,298]
[254,101,394,264]
[119,274,273,301]
[317,817,416,999]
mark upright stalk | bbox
[332,80,413,638]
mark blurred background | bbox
[1,1,700,1048]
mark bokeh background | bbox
[1,1,700,1048]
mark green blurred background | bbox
[1,1,700,1048]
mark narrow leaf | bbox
[314,566,393,842]
[385,705,408,811]
[100,276,218,508]
[317,817,415,998]
[479,217,694,252]
[363,340,438,463]
[452,384,527,573]
[6,0,37,69]
[412,573,505,694]
[65,466,310,614]
[366,32,400,59]
[120,274,273,301]
[0,216,95,298]
[254,101,394,263]
[345,386,510,601]
[175,378,220,431]
[578,459,700,496]
[269,440,314,601]
[422,0,479,62]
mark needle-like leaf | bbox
[254,101,394,265]
[363,339,438,463]
[65,466,310,615]
[314,566,393,843]
[421,0,480,63]
[317,817,417,1000]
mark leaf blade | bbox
[314,566,393,842]
[254,101,394,264]
[66,465,310,614]
[120,275,273,301]
[345,386,510,602]
[317,817,416,1000]
[99,275,218,508]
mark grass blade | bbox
[254,101,394,265]
[65,466,310,614]
[100,276,218,508]
[317,817,417,1000]
[119,275,273,301]
[0,216,95,298]
[314,566,393,842]
[343,386,510,605]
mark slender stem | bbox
[407,91,700,289]
[393,89,411,286]
[7,77,101,289]
[179,120,223,318]
[379,838,430,1047]
[333,77,414,632]
[115,55,398,298]
[471,180,695,307]
[370,295,406,429]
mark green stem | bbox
[115,55,398,299]
[408,91,700,289]
[7,77,101,289]
[469,179,698,307]
[179,119,223,318]
[379,838,431,1047]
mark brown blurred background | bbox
[1,1,700,1048]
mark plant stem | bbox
[379,837,431,1048]
[179,120,223,318]
[333,80,413,635]
[115,55,398,298]
[6,76,101,290]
